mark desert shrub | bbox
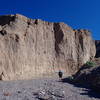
[68,76,74,80]
[85,61,96,67]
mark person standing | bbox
[58,70,63,80]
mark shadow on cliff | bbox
[0,15,15,26]
[61,77,100,99]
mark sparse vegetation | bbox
[85,61,96,67]
[68,76,74,81]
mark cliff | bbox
[0,14,96,80]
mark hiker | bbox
[0,72,4,80]
[58,70,63,80]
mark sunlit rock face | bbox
[0,14,96,80]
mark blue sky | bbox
[0,0,100,40]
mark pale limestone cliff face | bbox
[0,14,96,80]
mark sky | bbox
[0,0,100,40]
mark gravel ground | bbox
[0,78,100,100]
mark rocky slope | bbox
[73,63,100,92]
[0,14,96,80]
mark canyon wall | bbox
[0,14,96,80]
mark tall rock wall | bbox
[0,14,96,80]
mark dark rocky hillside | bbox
[95,40,100,58]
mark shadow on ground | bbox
[61,77,100,99]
